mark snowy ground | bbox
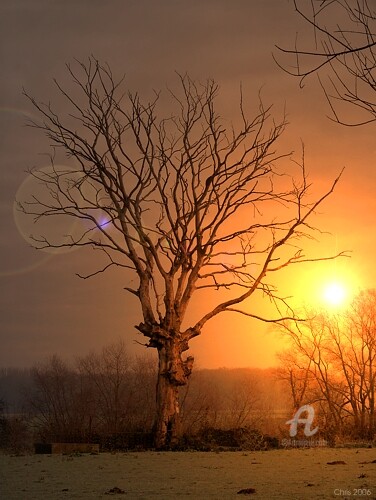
[1,448,376,499]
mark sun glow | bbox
[322,281,348,307]
[291,262,360,312]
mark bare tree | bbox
[276,0,376,125]
[341,290,376,438]
[29,355,91,442]
[225,372,261,429]
[278,314,346,441]
[77,340,131,437]
[180,370,222,434]
[279,291,376,441]
[128,354,156,431]
[20,57,343,448]
[275,349,314,410]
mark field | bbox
[1,448,376,499]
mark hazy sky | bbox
[1,0,375,369]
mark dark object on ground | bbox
[237,487,256,495]
[105,486,126,495]
[101,431,154,451]
[327,460,347,465]
[34,443,99,454]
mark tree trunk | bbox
[154,339,193,449]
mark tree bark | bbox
[154,339,193,449]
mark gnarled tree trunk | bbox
[154,339,194,449]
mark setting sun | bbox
[322,282,348,307]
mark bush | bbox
[183,426,279,451]
[99,431,154,451]
[0,414,31,454]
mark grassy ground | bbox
[1,448,376,499]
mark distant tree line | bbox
[0,342,289,452]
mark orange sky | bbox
[1,0,375,368]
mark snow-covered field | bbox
[1,448,376,499]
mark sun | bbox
[322,282,348,307]
[291,262,359,311]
